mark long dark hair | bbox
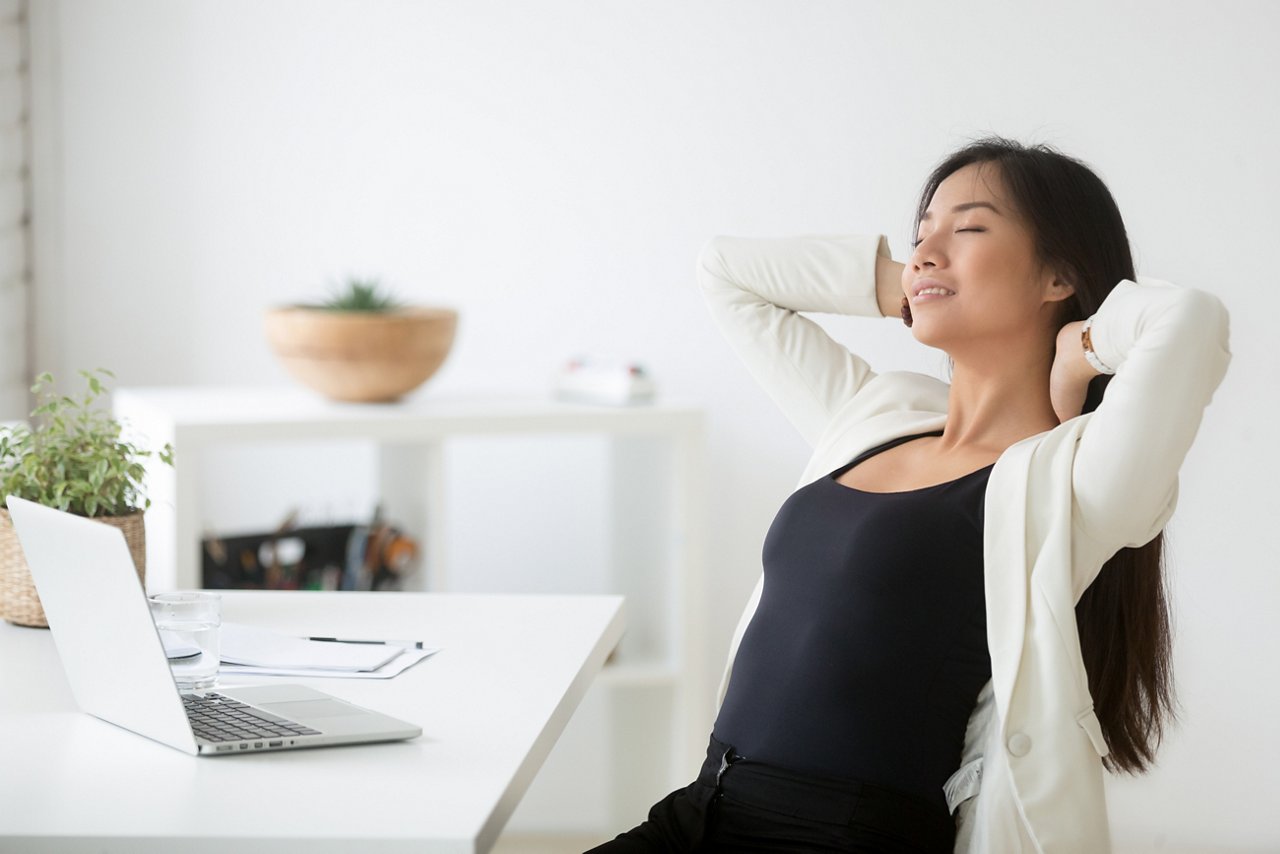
[911,135,1174,774]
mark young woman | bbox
[587,137,1232,853]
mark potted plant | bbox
[264,276,458,403]
[0,370,174,627]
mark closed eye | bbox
[911,227,985,248]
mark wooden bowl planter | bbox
[264,307,458,403]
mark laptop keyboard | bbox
[183,692,323,744]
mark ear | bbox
[1044,276,1076,304]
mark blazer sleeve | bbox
[1071,275,1232,551]
[696,233,895,447]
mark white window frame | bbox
[0,0,31,420]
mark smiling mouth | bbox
[913,287,956,302]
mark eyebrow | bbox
[920,201,1002,221]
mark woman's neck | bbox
[937,355,1061,455]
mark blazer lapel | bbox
[983,433,1039,730]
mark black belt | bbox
[697,734,954,848]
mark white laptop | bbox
[6,495,422,756]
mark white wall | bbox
[26,0,1280,849]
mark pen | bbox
[307,636,426,650]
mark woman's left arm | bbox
[1053,276,1232,551]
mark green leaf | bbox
[4,370,168,517]
[320,276,403,312]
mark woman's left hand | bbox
[1050,320,1100,424]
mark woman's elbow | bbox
[1167,287,1232,358]
[695,235,738,295]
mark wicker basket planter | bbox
[0,507,147,628]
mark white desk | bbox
[112,387,711,820]
[0,591,625,853]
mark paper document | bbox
[219,645,439,680]
[220,622,403,672]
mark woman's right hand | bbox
[876,254,907,318]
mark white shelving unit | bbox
[113,386,709,832]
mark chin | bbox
[910,327,958,357]
[909,322,940,346]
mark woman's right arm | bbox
[696,233,904,448]
[876,252,908,318]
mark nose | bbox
[910,233,941,270]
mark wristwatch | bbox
[1080,315,1115,375]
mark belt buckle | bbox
[715,750,730,785]
[714,747,745,786]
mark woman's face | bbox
[901,162,1073,358]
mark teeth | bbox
[917,287,954,296]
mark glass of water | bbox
[148,591,222,691]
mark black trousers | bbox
[586,734,955,853]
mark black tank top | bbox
[712,430,994,812]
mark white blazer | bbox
[697,233,1232,853]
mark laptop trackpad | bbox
[260,699,362,719]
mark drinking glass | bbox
[148,591,221,691]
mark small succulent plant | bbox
[317,277,403,313]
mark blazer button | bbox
[1007,733,1032,757]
